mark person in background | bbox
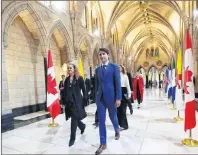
[126,72,133,114]
[95,48,121,155]
[63,63,87,147]
[93,110,99,127]
[91,74,96,103]
[117,65,131,130]
[59,75,66,113]
[133,72,144,109]
[84,74,91,106]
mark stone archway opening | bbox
[137,67,146,84]
[47,20,74,81]
[148,66,159,88]
[49,27,74,83]
[4,11,46,112]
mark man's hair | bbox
[99,48,109,55]
[61,75,65,77]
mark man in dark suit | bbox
[84,74,91,106]
[95,48,121,155]
[59,75,66,113]
[91,75,96,103]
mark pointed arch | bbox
[2,1,47,53]
[78,34,92,55]
[47,19,73,60]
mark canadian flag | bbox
[47,50,60,120]
[184,29,196,131]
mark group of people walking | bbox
[58,48,144,155]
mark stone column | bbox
[131,61,135,74]
[2,46,14,132]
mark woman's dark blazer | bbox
[63,75,87,120]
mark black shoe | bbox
[81,125,86,134]
[93,122,99,127]
[119,127,128,131]
[115,132,120,140]
[95,144,106,155]
[130,109,133,115]
[69,139,75,147]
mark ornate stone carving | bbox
[41,10,51,21]
[143,61,149,67]
[156,60,162,66]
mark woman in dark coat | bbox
[63,63,87,147]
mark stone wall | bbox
[2,1,76,115]
[5,17,46,109]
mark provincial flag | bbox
[175,47,183,110]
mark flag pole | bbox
[48,118,59,127]
[173,110,184,121]
[46,50,60,128]
[170,103,176,110]
[182,129,198,147]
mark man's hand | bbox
[115,100,121,107]
[60,104,65,109]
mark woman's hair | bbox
[120,65,126,74]
[67,63,80,79]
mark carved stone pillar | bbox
[2,46,14,132]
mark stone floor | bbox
[2,88,198,154]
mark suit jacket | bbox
[63,76,87,120]
[95,62,121,107]
[85,78,91,92]
[59,80,65,100]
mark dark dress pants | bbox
[95,110,99,123]
[70,115,85,140]
[117,87,128,129]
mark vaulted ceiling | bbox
[87,1,196,61]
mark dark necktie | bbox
[102,65,107,76]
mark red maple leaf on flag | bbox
[47,74,57,95]
[184,66,193,94]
